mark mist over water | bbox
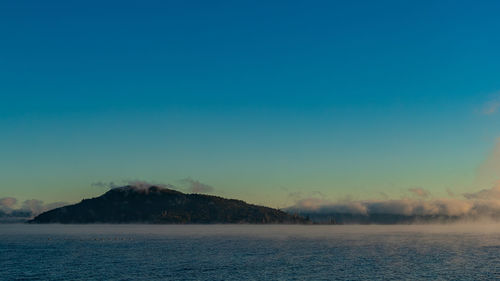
[2,224,500,280]
[2,223,500,237]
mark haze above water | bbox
[1,224,500,280]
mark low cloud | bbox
[463,184,500,200]
[93,179,215,194]
[288,183,500,220]
[181,178,215,194]
[91,181,120,189]
[19,200,68,216]
[408,187,430,198]
[20,199,46,215]
[108,180,178,195]
[94,180,177,192]
[290,197,473,217]
[293,198,333,212]
[126,180,176,191]
[0,197,17,211]
[0,198,68,220]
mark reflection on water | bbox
[1,224,500,280]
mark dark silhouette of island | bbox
[30,185,310,224]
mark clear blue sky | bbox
[1,0,500,207]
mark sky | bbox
[2,0,500,211]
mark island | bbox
[29,185,310,224]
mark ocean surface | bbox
[1,224,500,280]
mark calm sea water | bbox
[1,224,500,280]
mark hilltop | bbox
[30,185,309,224]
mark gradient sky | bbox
[2,0,500,208]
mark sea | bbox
[1,224,500,280]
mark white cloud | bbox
[288,183,500,218]
[0,197,68,219]
[181,178,215,194]
[0,197,17,210]
[408,187,430,198]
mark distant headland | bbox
[29,185,310,224]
